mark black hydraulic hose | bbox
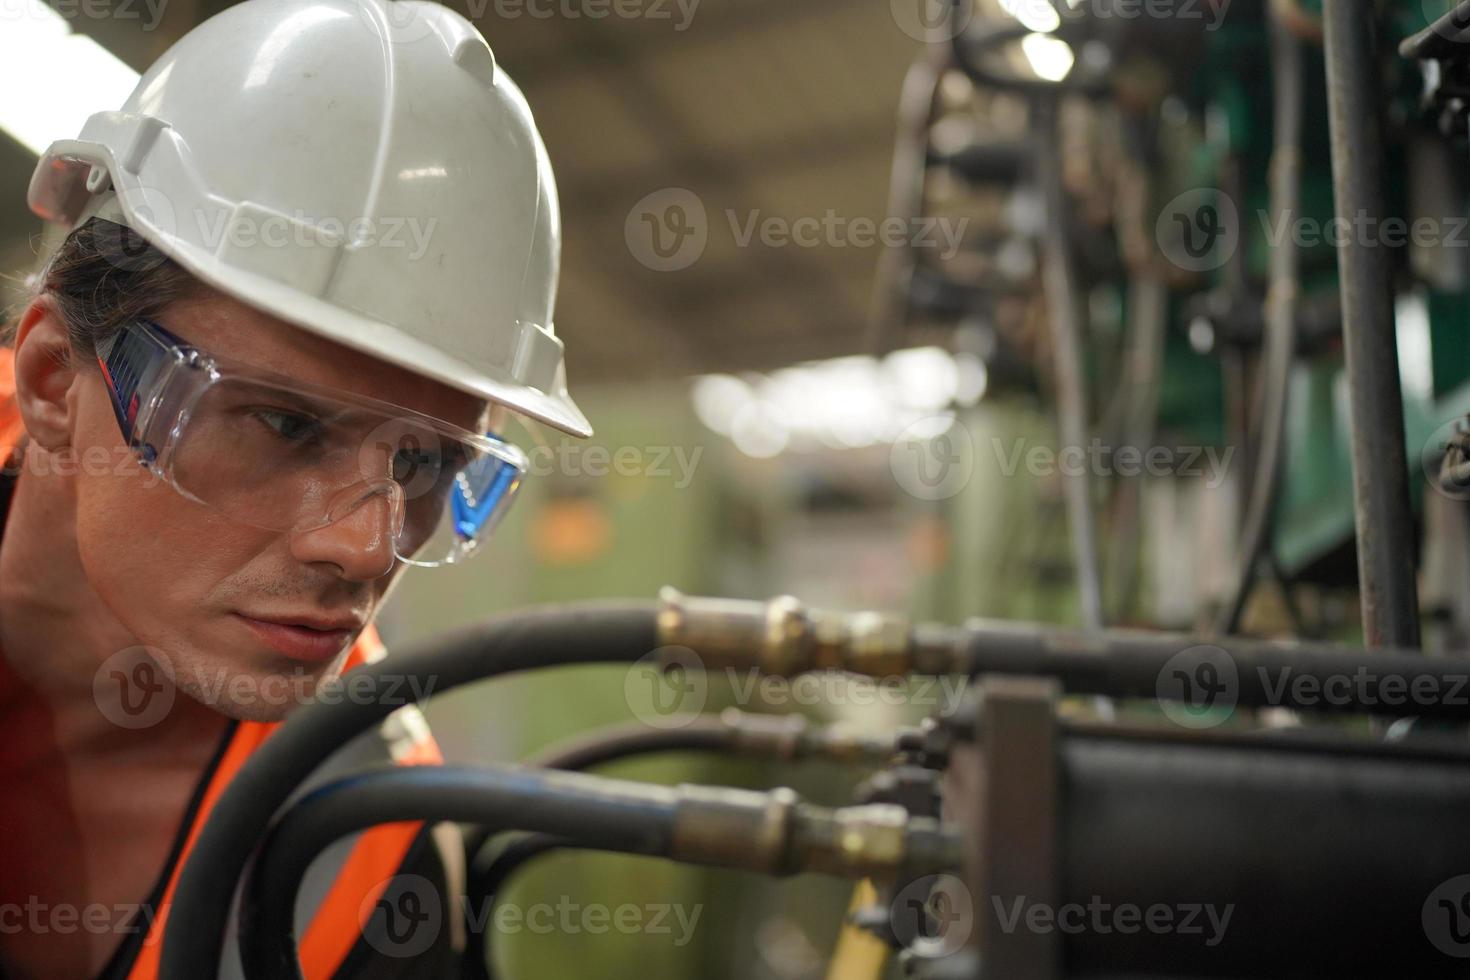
[461,833,587,980]
[1217,1,1304,635]
[241,767,682,980]
[522,716,734,773]
[160,601,659,980]
[460,717,733,876]
[961,621,1470,717]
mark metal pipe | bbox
[1217,6,1304,634]
[868,40,950,354]
[1036,96,1106,630]
[1322,0,1422,648]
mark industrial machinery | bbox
[154,0,1470,976]
[149,590,1470,978]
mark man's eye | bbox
[252,409,323,443]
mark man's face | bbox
[66,289,489,721]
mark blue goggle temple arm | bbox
[94,319,191,465]
[449,443,523,544]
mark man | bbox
[0,0,590,975]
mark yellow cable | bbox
[826,879,891,980]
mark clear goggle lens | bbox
[157,377,524,567]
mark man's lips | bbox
[231,613,360,663]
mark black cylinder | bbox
[1059,733,1470,976]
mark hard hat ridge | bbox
[27,0,591,437]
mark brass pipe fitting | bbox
[656,587,961,677]
[667,782,961,880]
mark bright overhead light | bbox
[1000,0,1061,33]
[691,347,982,457]
[1020,33,1075,82]
[0,0,139,156]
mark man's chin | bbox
[170,661,339,723]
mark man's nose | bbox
[289,483,400,580]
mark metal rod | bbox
[1217,8,1304,634]
[1036,97,1106,630]
[1321,0,1422,648]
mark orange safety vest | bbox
[0,349,449,980]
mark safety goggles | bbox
[94,318,528,567]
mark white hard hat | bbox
[26,0,592,437]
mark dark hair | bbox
[2,218,206,359]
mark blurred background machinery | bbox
[14,0,1470,975]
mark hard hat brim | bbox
[29,139,594,439]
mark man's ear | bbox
[12,296,81,452]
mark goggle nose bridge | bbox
[307,477,408,539]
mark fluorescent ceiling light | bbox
[1020,32,1075,82]
[0,0,139,156]
[1000,0,1061,33]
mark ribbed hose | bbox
[240,766,683,979]
[159,601,660,980]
